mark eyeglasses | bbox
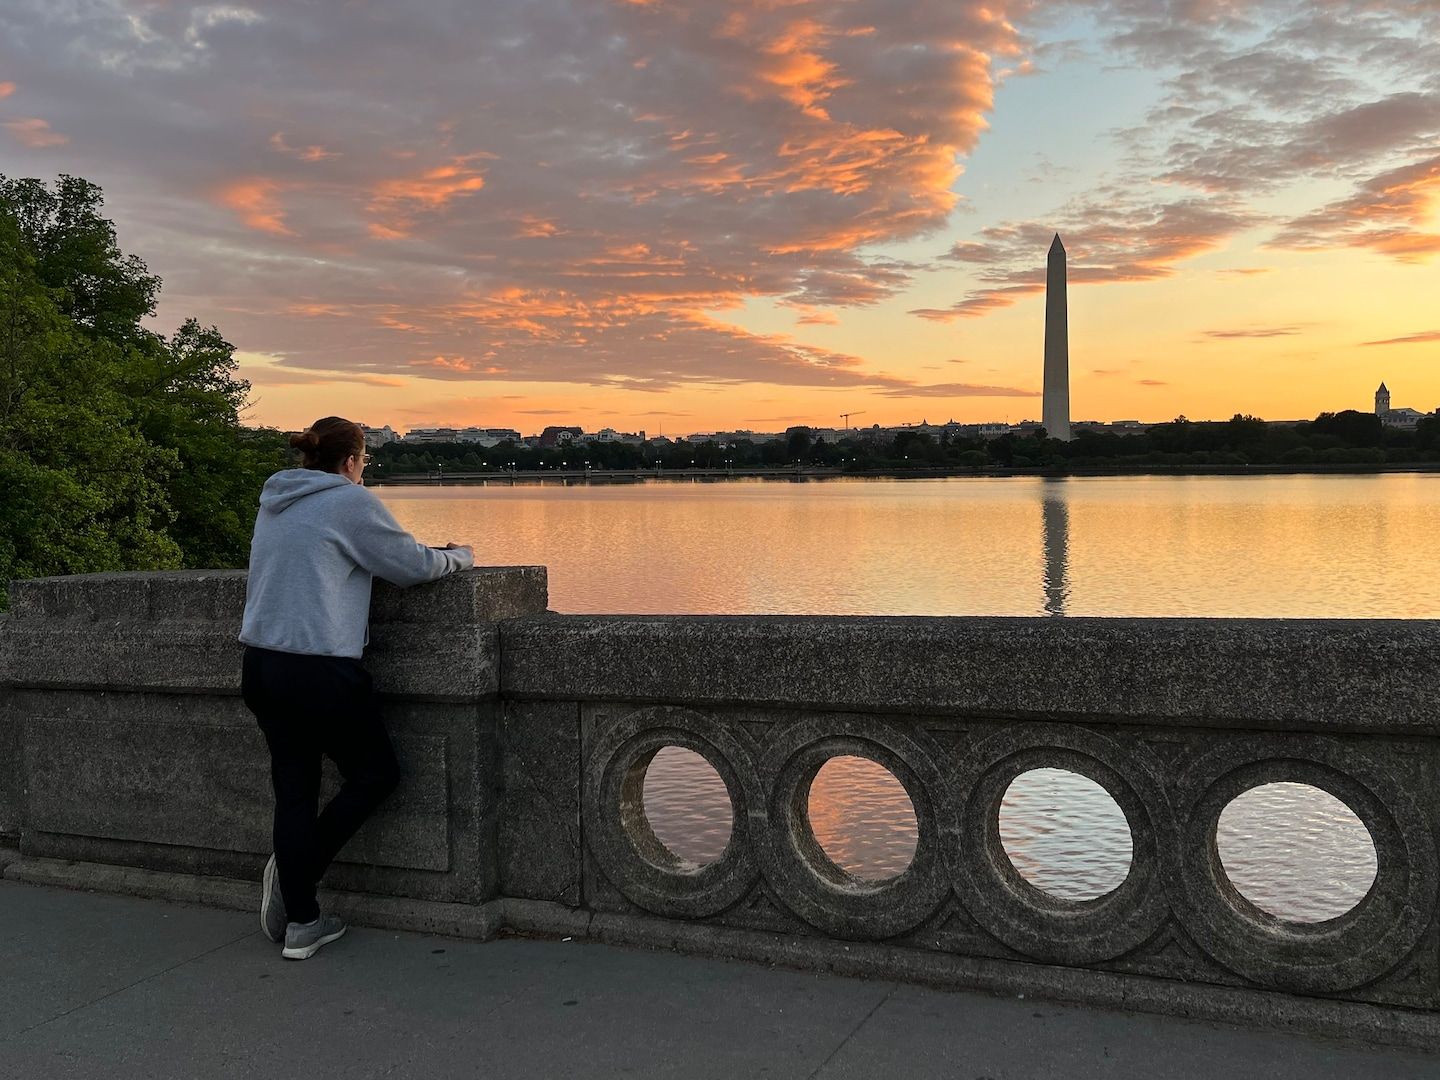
[362,454,372,465]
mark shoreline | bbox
[366,462,1440,485]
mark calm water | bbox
[379,474,1436,920]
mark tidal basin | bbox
[377,472,1439,918]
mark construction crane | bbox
[840,411,866,430]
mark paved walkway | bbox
[0,881,1432,1079]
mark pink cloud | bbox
[215,178,294,236]
[3,117,67,147]
[0,82,15,99]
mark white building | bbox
[456,427,523,446]
[401,427,459,444]
[359,424,398,448]
[1376,382,1428,429]
[585,428,648,445]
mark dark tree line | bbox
[371,410,1438,476]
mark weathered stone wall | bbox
[0,567,547,905]
[3,575,1439,1047]
[0,613,17,846]
[500,615,1440,1046]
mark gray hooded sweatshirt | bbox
[239,469,473,658]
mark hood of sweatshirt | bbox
[258,468,356,514]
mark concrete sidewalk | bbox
[0,881,1432,1079]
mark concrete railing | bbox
[2,571,1438,1050]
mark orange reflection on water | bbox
[378,473,1440,617]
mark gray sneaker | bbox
[260,854,286,944]
[282,914,347,960]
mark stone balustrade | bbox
[1,571,1438,1050]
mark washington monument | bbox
[1044,233,1072,441]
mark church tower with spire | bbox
[1376,382,1390,415]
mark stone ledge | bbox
[501,615,1440,732]
[6,567,546,627]
[2,857,505,942]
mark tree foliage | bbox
[0,175,288,608]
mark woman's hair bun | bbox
[290,417,365,473]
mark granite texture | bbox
[572,702,1440,1016]
[501,615,1440,732]
[499,701,582,905]
[1,568,547,701]
[0,683,17,844]
[0,569,544,906]
[6,571,1440,1047]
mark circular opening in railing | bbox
[805,756,918,882]
[637,746,733,867]
[1215,783,1377,923]
[998,768,1133,900]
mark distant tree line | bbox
[0,175,289,609]
[371,411,1439,477]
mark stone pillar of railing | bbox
[0,566,546,931]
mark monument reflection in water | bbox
[642,478,1377,920]
[1041,480,1070,617]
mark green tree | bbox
[1312,410,1383,447]
[0,174,287,607]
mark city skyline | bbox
[2,2,1437,433]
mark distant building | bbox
[1376,382,1426,429]
[359,424,398,448]
[538,425,583,447]
[456,427,522,446]
[586,428,648,445]
[401,427,459,444]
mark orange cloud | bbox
[3,117,67,147]
[793,307,840,326]
[911,284,1042,322]
[918,199,1257,321]
[216,178,294,236]
[368,155,490,238]
[409,355,510,376]
[515,215,561,238]
[243,366,406,388]
[1271,154,1440,263]
[0,82,15,99]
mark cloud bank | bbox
[0,0,1031,396]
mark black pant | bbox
[240,646,400,924]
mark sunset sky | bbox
[2,0,1437,435]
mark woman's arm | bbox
[341,491,474,586]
